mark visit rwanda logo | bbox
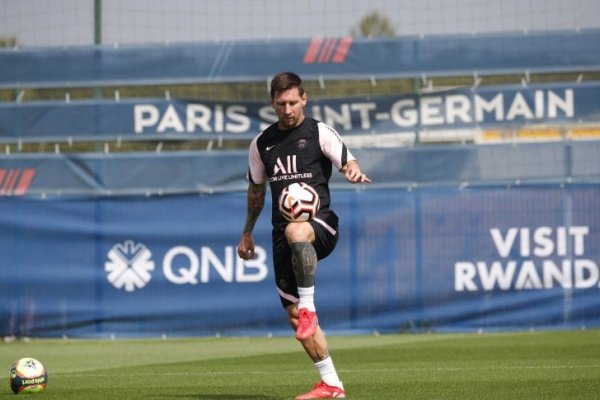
[105,240,155,292]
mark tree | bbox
[351,11,395,38]
[0,36,17,47]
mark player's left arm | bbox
[340,159,371,184]
[318,122,371,184]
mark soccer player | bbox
[237,71,370,399]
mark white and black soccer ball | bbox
[278,182,320,222]
[9,357,48,394]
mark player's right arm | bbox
[238,181,266,260]
[238,136,267,260]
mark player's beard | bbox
[279,113,304,130]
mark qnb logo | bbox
[303,36,352,64]
[105,241,155,292]
[0,168,36,196]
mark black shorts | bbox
[272,210,339,308]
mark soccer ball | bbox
[278,182,320,222]
[9,357,48,394]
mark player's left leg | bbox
[285,214,344,399]
[287,304,345,399]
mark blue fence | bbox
[1,30,599,88]
[1,142,600,337]
[1,29,600,338]
[1,183,599,338]
[1,142,599,196]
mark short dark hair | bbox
[270,71,305,100]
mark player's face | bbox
[272,87,307,130]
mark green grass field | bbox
[1,330,599,399]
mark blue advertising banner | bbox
[0,193,281,337]
[1,30,599,88]
[1,83,598,141]
[1,184,599,338]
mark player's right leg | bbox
[285,221,319,339]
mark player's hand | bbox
[237,233,256,260]
[343,160,371,184]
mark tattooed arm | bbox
[237,181,266,260]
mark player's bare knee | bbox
[284,222,314,243]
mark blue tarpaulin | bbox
[1,30,599,88]
[1,184,599,337]
[1,143,600,337]
[0,142,599,196]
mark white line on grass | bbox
[54,363,600,378]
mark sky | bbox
[0,0,599,47]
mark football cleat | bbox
[295,381,346,399]
[296,308,318,340]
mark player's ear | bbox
[301,92,308,106]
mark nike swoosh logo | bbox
[266,145,277,151]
